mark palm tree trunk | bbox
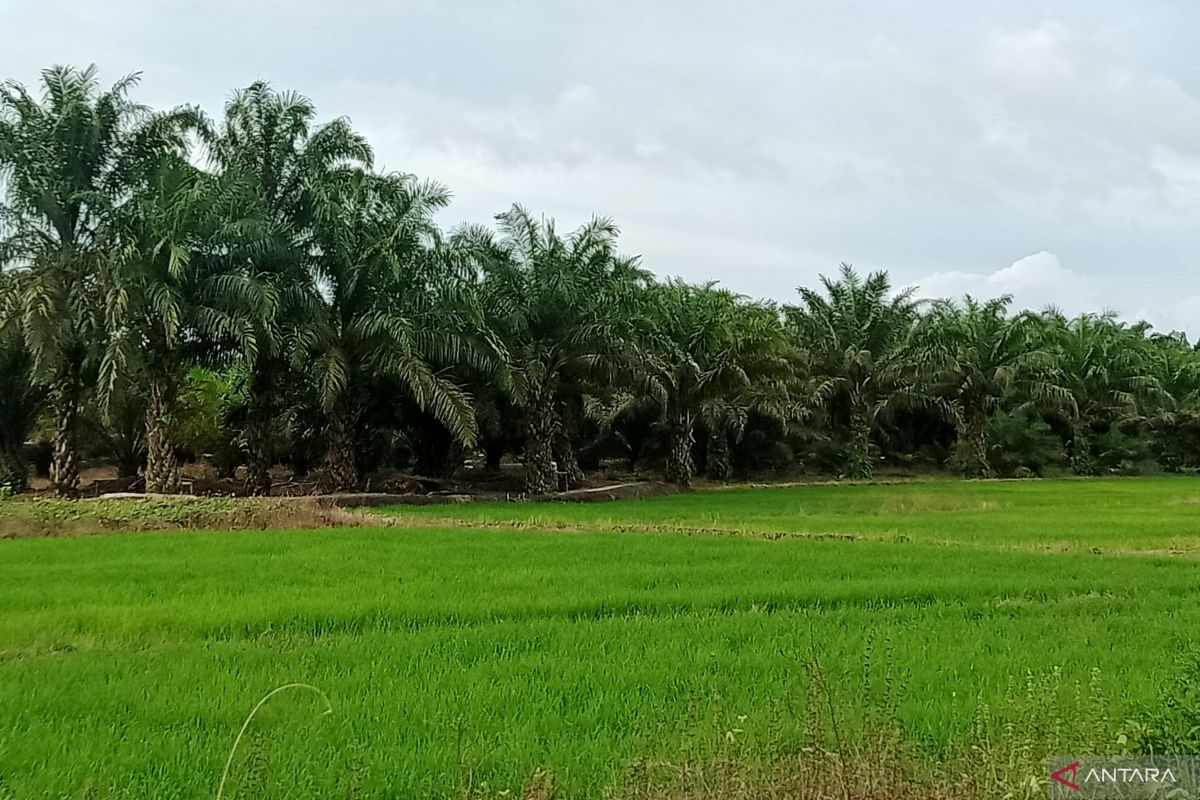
[49,390,80,498]
[243,418,272,495]
[706,427,733,481]
[243,369,274,496]
[956,409,990,479]
[524,401,559,495]
[664,412,696,485]
[0,445,26,493]
[847,399,873,480]
[552,412,584,491]
[324,402,358,491]
[243,400,273,496]
[144,379,182,494]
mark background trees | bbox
[302,169,491,490]
[3,64,1200,496]
[102,157,265,492]
[0,285,40,491]
[1039,311,1159,475]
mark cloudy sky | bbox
[5,2,1199,333]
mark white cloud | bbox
[913,252,1103,315]
[914,252,1200,338]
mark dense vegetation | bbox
[3,66,1200,497]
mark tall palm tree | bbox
[207,82,371,494]
[636,281,796,485]
[101,157,267,493]
[914,296,1065,477]
[784,264,920,479]
[0,65,193,495]
[469,205,649,494]
[300,168,493,490]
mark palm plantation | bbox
[304,168,489,490]
[1042,311,1159,475]
[635,281,795,484]
[102,157,265,493]
[4,64,1200,493]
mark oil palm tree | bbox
[101,157,267,493]
[469,205,649,494]
[914,296,1065,477]
[207,81,371,494]
[636,281,796,485]
[784,264,920,479]
[300,168,494,490]
[0,65,194,495]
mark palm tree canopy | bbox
[298,168,499,447]
[784,263,920,412]
[469,204,650,408]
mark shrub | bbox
[984,409,1065,478]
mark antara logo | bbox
[1085,766,1177,784]
[1050,760,1178,791]
[1051,761,1081,791]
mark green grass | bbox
[1,479,1199,797]
[382,476,1200,554]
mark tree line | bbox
[2,66,1198,497]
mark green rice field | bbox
[1,477,1198,798]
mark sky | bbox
[4,1,1199,334]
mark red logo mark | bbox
[1052,761,1081,791]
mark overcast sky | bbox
[4,1,1199,334]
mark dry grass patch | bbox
[0,496,390,537]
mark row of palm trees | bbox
[1,66,1198,497]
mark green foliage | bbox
[784,264,922,479]
[1135,646,1200,755]
[0,309,41,490]
[175,366,244,474]
[914,296,1065,477]
[0,66,196,494]
[467,205,648,490]
[299,168,498,487]
[983,408,1065,478]
[610,281,797,483]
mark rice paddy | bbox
[1,477,1198,798]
